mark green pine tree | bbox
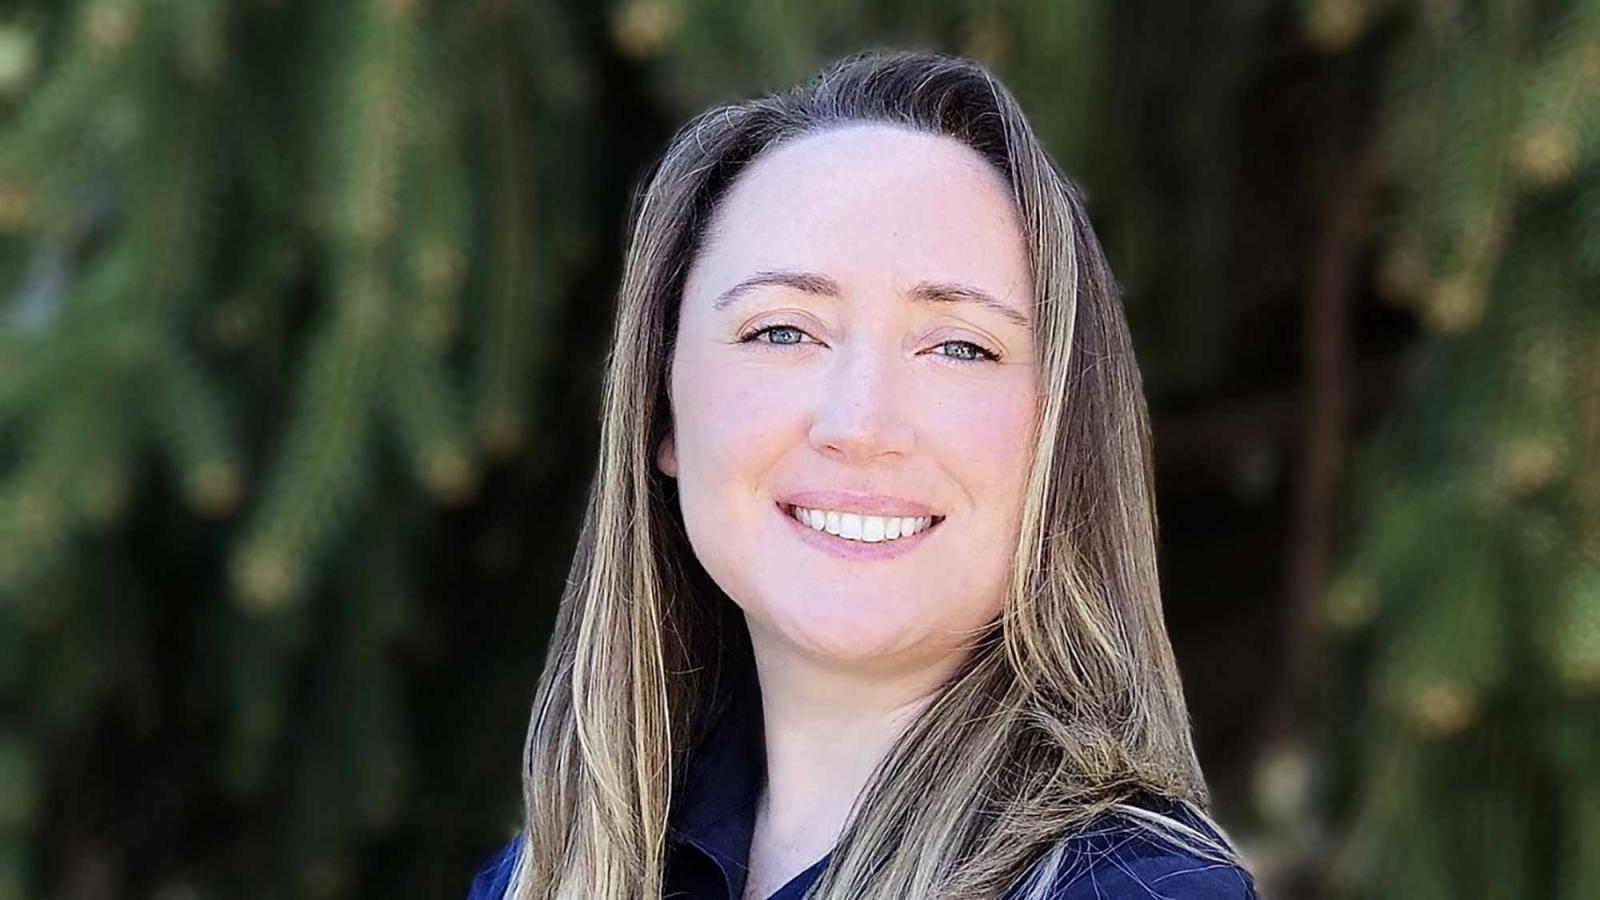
[2,0,1592,897]
[1272,0,1600,896]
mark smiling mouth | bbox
[782,503,945,543]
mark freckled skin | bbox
[658,124,1038,675]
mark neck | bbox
[742,619,966,877]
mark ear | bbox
[655,430,677,478]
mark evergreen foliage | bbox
[0,0,1591,897]
[1295,0,1600,896]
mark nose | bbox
[807,343,915,462]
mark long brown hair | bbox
[506,48,1235,899]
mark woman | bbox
[467,49,1259,900]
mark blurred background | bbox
[0,0,1595,897]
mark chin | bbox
[758,604,942,667]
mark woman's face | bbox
[658,123,1038,674]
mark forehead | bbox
[690,124,1032,304]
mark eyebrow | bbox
[711,269,1033,331]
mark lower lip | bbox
[776,503,942,560]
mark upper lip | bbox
[778,490,943,519]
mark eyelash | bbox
[737,323,1002,364]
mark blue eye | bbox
[738,325,1001,364]
[740,324,813,346]
[934,340,1000,363]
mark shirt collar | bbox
[662,680,1235,900]
[666,676,840,900]
[669,674,767,896]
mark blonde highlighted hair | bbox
[505,48,1239,899]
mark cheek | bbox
[991,399,1037,506]
[925,376,1036,628]
[669,351,801,508]
[930,376,1037,505]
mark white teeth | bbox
[788,506,937,543]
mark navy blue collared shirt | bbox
[466,681,1258,900]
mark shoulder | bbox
[464,834,521,900]
[1035,803,1259,900]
